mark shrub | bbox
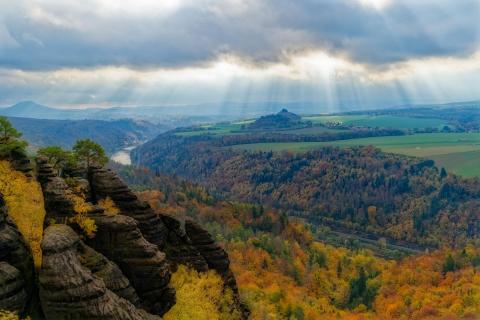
[0,161,45,268]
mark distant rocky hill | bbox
[248,109,306,130]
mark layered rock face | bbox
[10,151,33,178]
[39,225,161,320]
[86,214,175,315]
[36,158,76,224]
[90,167,212,272]
[77,241,140,306]
[0,261,28,314]
[0,196,33,315]
[89,166,169,248]
[160,214,209,272]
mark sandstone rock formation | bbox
[89,166,169,248]
[88,165,247,317]
[0,195,33,315]
[86,214,175,316]
[160,213,209,272]
[10,151,33,178]
[36,158,76,223]
[39,224,161,320]
[36,159,176,317]
[33,159,247,319]
[78,241,140,306]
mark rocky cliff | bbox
[8,157,248,319]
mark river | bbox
[110,146,136,165]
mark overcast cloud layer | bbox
[0,0,479,108]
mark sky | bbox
[0,0,479,111]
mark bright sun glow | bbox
[356,0,391,10]
[98,0,184,15]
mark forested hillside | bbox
[133,133,480,248]
[2,114,480,319]
[114,164,480,319]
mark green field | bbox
[303,115,448,129]
[232,133,480,177]
[175,114,449,137]
[175,122,345,136]
[431,150,480,177]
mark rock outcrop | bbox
[89,166,169,248]
[33,159,247,319]
[0,195,33,315]
[10,151,33,178]
[39,224,161,320]
[36,159,176,317]
[185,219,248,317]
[160,214,209,272]
[88,166,247,317]
[86,214,175,316]
[36,158,76,224]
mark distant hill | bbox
[8,117,164,154]
[0,101,98,120]
[248,109,306,130]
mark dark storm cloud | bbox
[0,0,478,71]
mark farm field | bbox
[232,133,480,177]
[430,150,480,177]
[175,122,344,136]
[303,115,448,129]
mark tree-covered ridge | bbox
[132,133,480,247]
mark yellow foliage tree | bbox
[68,194,97,238]
[0,310,30,320]
[0,161,45,268]
[163,265,242,320]
[98,197,120,216]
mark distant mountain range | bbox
[2,100,480,123]
[8,117,165,154]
